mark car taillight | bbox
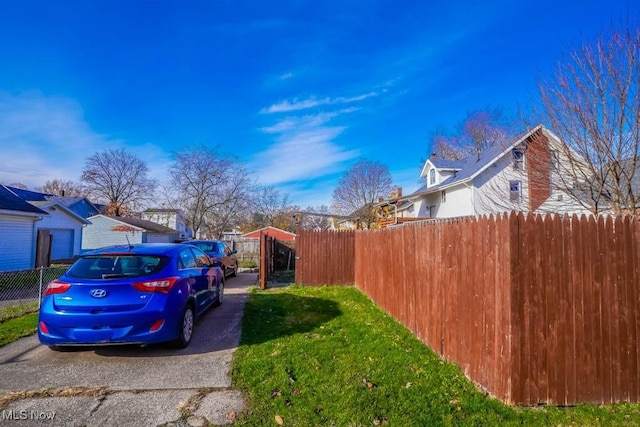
[44,280,71,296]
[149,319,164,332]
[132,277,179,294]
[39,321,50,334]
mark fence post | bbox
[38,266,44,308]
[259,232,267,290]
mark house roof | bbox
[90,215,179,234]
[0,186,48,216]
[47,195,100,212]
[29,201,92,224]
[6,186,51,202]
[407,124,549,199]
[242,226,296,238]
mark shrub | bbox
[240,259,258,269]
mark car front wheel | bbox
[170,305,194,349]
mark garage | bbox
[0,215,36,271]
[49,228,74,260]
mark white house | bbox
[82,215,181,251]
[404,125,592,220]
[140,208,191,239]
[0,185,48,271]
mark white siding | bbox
[473,153,530,216]
[82,216,144,251]
[0,215,36,272]
[435,184,475,218]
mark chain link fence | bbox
[0,266,69,321]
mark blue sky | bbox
[0,1,638,208]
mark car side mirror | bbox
[211,260,223,268]
[231,249,237,255]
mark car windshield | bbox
[66,255,169,279]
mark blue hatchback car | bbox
[38,243,224,350]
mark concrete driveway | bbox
[0,272,256,426]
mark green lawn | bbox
[232,285,640,426]
[0,313,38,347]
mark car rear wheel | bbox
[170,305,194,349]
[230,263,237,277]
[214,279,224,306]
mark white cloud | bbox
[260,108,358,134]
[0,92,123,188]
[261,92,377,114]
[250,127,359,186]
[0,92,172,190]
[279,72,293,80]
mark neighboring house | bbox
[374,187,425,228]
[140,208,191,239]
[6,186,102,219]
[47,195,101,218]
[402,125,592,220]
[222,230,243,241]
[27,200,91,261]
[82,215,180,250]
[242,226,296,240]
[6,186,97,260]
[0,185,48,271]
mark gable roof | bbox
[242,226,297,239]
[47,195,100,211]
[0,186,48,216]
[408,124,552,199]
[29,201,92,225]
[94,215,179,234]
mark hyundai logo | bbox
[90,289,107,298]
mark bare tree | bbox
[165,145,252,238]
[202,169,253,238]
[5,182,28,189]
[237,186,298,232]
[332,159,394,229]
[537,19,640,215]
[80,149,157,216]
[428,108,515,161]
[251,186,290,226]
[295,205,333,230]
[36,179,85,197]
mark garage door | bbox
[49,229,74,260]
[0,216,35,271]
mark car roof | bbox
[82,243,185,256]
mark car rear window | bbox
[192,242,215,252]
[66,255,169,279]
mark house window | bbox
[441,190,446,202]
[429,169,436,185]
[509,181,522,201]
[512,148,524,170]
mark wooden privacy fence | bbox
[295,229,355,286]
[295,213,640,406]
